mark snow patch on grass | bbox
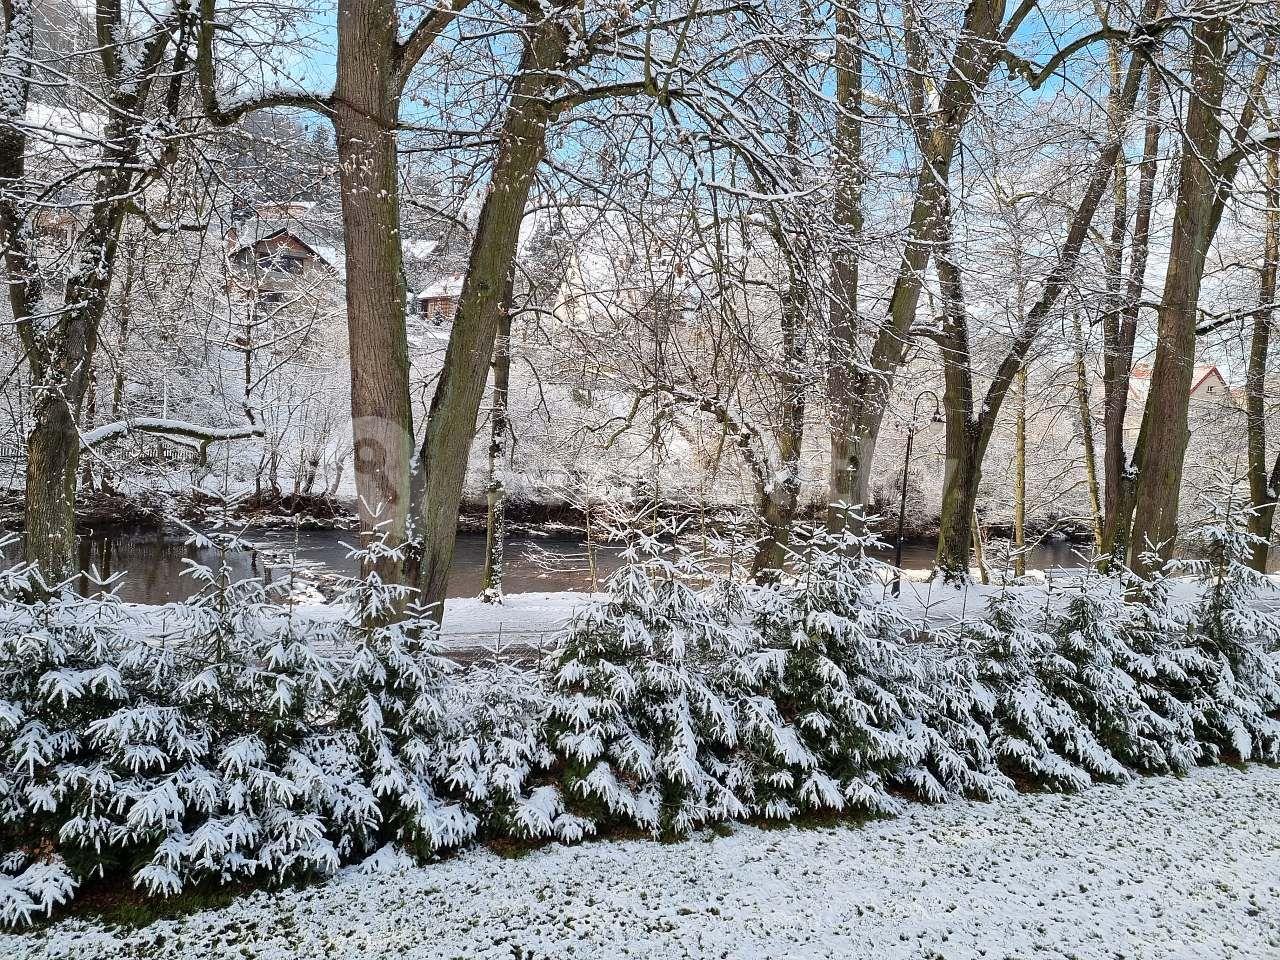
[9,763,1280,959]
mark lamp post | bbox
[893,389,941,596]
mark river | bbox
[0,526,1095,604]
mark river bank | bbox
[0,484,1093,544]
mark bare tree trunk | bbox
[1100,65,1160,564]
[930,23,1147,579]
[80,365,98,490]
[752,58,811,576]
[754,264,807,577]
[826,0,863,532]
[5,0,188,585]
[197,0,470,599]
[22,156,150,581]
[1246,140,1280,572]
[1013,365,1027,578]
[480,278,514,601]
[933,230,982,580]
[831,0,1026,515]
[752,487,799,576]
[111,255,137,417]
[1072,312,1103,549]
[408,20,570,617]
[1128,16,1229,568]
[936,431,984,579]
[971,508,989,584]
[333,0,413,577]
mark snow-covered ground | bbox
[101,570,1280,663]
[9,764,1279,960]
[436,571,1280,654]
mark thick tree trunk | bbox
[480,280,514,601]
[936,430,983,579]
[333,0,413,577]
[826,0,863,532]
[1246,141,1280,572]
[409,20,569,616]
[1100,66,1161,564]
[752,486,799,576]
[1128,17,1228,569]
[23,398,80,583]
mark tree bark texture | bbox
[334,0,414,575]
[1127,16,1228,569]
[1246,140,1280,572]
[481,279,514,600]
[408,17,570,616]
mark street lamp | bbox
[893,389,942,597]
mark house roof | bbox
[1128,364,1229,404]
[404,239,439,261]
[228,219,345,274]
[23,101,104,153]
[417,274,465,300]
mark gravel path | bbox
[8,764,1280,960]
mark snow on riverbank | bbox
[100,569,1280,660]
[9,763,1279,960]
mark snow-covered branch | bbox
[80,418,263,450]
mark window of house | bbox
[423,298,453,325]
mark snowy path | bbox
[9,764,1280,960]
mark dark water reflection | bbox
[0,527,1096,605]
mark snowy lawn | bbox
[9,763,1280,960]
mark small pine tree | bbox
[0,852,76,928]
[1182,498,1280,762]
[968,590,1127,790]
[132,532,345,894]
[736,525,923,820]
[444,659,591,844]
[899,639,1015,802]
[332,538,476,856]
[0,587,135,879]
[1114,554,1202,773]
[548,529,746,837]
[1045,570,1195,774]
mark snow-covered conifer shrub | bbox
[1111,555,1202,773]
[0,529,375,909]
[548,529,747,837]
[966,590,1127,791]
[0,583,157,892]
[897,638,1015,803]
[443,659,591,843]
[735,525,924,819]
[1181,502,1280,763]
[130,531,348,893]
[0,554,92,924]
[1044,570,1197,774]
[330,537,476,857]
[0,852,77,928]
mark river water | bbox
[0,526,1092,604]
